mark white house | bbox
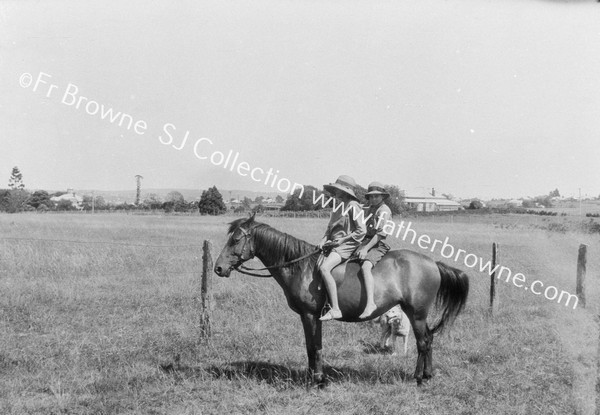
[50,188,84,210]
[403,188,462,212]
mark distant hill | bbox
[69,188,287,204]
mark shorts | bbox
[330,240,360,260]
[361,240,390,266]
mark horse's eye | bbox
[229,234,243,245]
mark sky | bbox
[1,0,599,200]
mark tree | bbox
[8,167,24,190]
[0,189,10,212]
[469,200,484,209]
[242,197,252,209]
[198,186,227,215]
[254,196,264,204]
[28,190,51,209]
[549,188,560,198]
[281,185,323,211]
[135,175,143,205]
[354,184,368,205]
[275,195,284,203]
[5,189,30,213]
[56,199,75,211]
[94,196,107,210]
[81,195,106,211]
[534,195,553,208]
[163,191,187,212]
[383,185,407,215]
[166,191,184,203]
[143,193,163,210]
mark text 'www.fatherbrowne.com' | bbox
[311,191,579,309]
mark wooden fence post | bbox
[576,244,587,308]
[597,318,600,415]
[490,242,498,314]
[597,323,600,415]
[200,240,213,338]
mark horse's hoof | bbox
[416,376,431,387]
[313,374,326,389]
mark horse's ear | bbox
[248,211,256,223]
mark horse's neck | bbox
[252,228,314,280]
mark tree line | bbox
[0,167,230,215]
[1,166,412,215]
[280,184,408,215]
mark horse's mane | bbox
[228,217,318,274]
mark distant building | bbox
[262,201,285,211]
[507,199,523,208]
[403,188,462,212]
[50,188,83,210]
[225,197,285,211]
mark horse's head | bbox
[214,213,257,277]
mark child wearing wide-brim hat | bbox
[318,175,366,321]
[356,181,392,319]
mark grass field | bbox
[0,212,598,414]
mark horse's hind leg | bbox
[379,325,389,350]
[300,313,324,388]
[411,317,433,385]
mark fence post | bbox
[576,244,587,308]
[200,240,213,338]
[490,242,498,314]
[597,325,600,415]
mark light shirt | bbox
[324,200,366,243]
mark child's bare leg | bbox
[319,253,343,320]
[359,261,377,318]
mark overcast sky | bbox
[2,0,599,199]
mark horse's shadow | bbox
[161,358,411,387]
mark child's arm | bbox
[357,234,381,259]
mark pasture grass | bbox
[0,212,598,414]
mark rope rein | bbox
[239,249,321,271]
[234,248,321,277]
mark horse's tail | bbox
[430,261,469,334]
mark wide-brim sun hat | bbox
[365,181,390,199]
[323,175,358,201]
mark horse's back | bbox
[333,249,441,321]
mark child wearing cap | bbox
[318,175,366,321]
[356,182,392,319]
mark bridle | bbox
[232,226,255,263]
[229,225,320,277]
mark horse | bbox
[214,214,469,386]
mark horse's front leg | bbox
[300,313,324,388]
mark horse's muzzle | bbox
[214,265,231,278]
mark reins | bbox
[234,248,321,277]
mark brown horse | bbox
[214,215,469,386]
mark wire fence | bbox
[0,236,205,280]
[0,236,204,249]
